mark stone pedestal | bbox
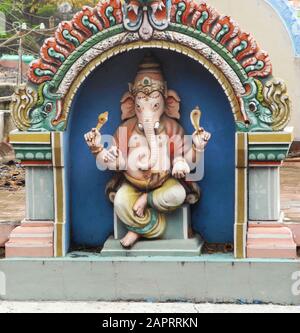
[4,166,56,257]
[247,223,297,259]
[101,205,204,257]
[246,131,297,259]
[7,132,55,258]
[5,219,54,258]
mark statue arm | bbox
[84,127,126,171]
[167,120,210,175]
[184,129,211,170]
[165,120,190,178]
[95,143,126,171]
[184,144,203,170]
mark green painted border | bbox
[13,144,52,161]
[47,23,248,92]
[50,25,125,90]
[168,23,248,83]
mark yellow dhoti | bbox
[114,177,186,239]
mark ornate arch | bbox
[11,0,291,134]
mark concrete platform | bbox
[0,254,299,305]
[101,235,203,257]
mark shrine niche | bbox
[8,0,294,259]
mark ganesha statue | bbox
[85,56,211,249]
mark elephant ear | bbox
[120,92,135,121]
[165,90,181,119]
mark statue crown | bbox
[130,76,166,97]
[130,55,166,96]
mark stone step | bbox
[5,242,53,258]
[101,235,204,257]
[21,219,54,228]
[249,221,300,246]
[8,226,53,243]
[247,226,297,259]
[5,224,54,258]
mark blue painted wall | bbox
[64,49,235,248]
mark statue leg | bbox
[114,182,166,247]
[148,178,186,213]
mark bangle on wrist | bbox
[91,145,104,155]
[192,144,204,153]
[173,156,186,165]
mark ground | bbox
[0,301,299,313]
[0,162,25,223]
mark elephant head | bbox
[237,78,291,132]
[120,55,180,170]
[11,82,66,132]
[29,83,65,132]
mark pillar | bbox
[7,131,55,257]
[246,131,297,259]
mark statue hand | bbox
[192,128,211,151]
[96,146,122,170]
[84,128,102,154]
[104,146,120,163]
[172,158,190,179]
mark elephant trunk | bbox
[136,119,159,171]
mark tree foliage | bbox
[0,0,100,56]
[27,0,98,13]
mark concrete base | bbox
[101,235,204,257]
[0,254,299,304]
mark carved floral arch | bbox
[11,0,291,133]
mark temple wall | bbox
[208,0,300,140]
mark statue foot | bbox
[120,231,141,249]
[133,193,148,218]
